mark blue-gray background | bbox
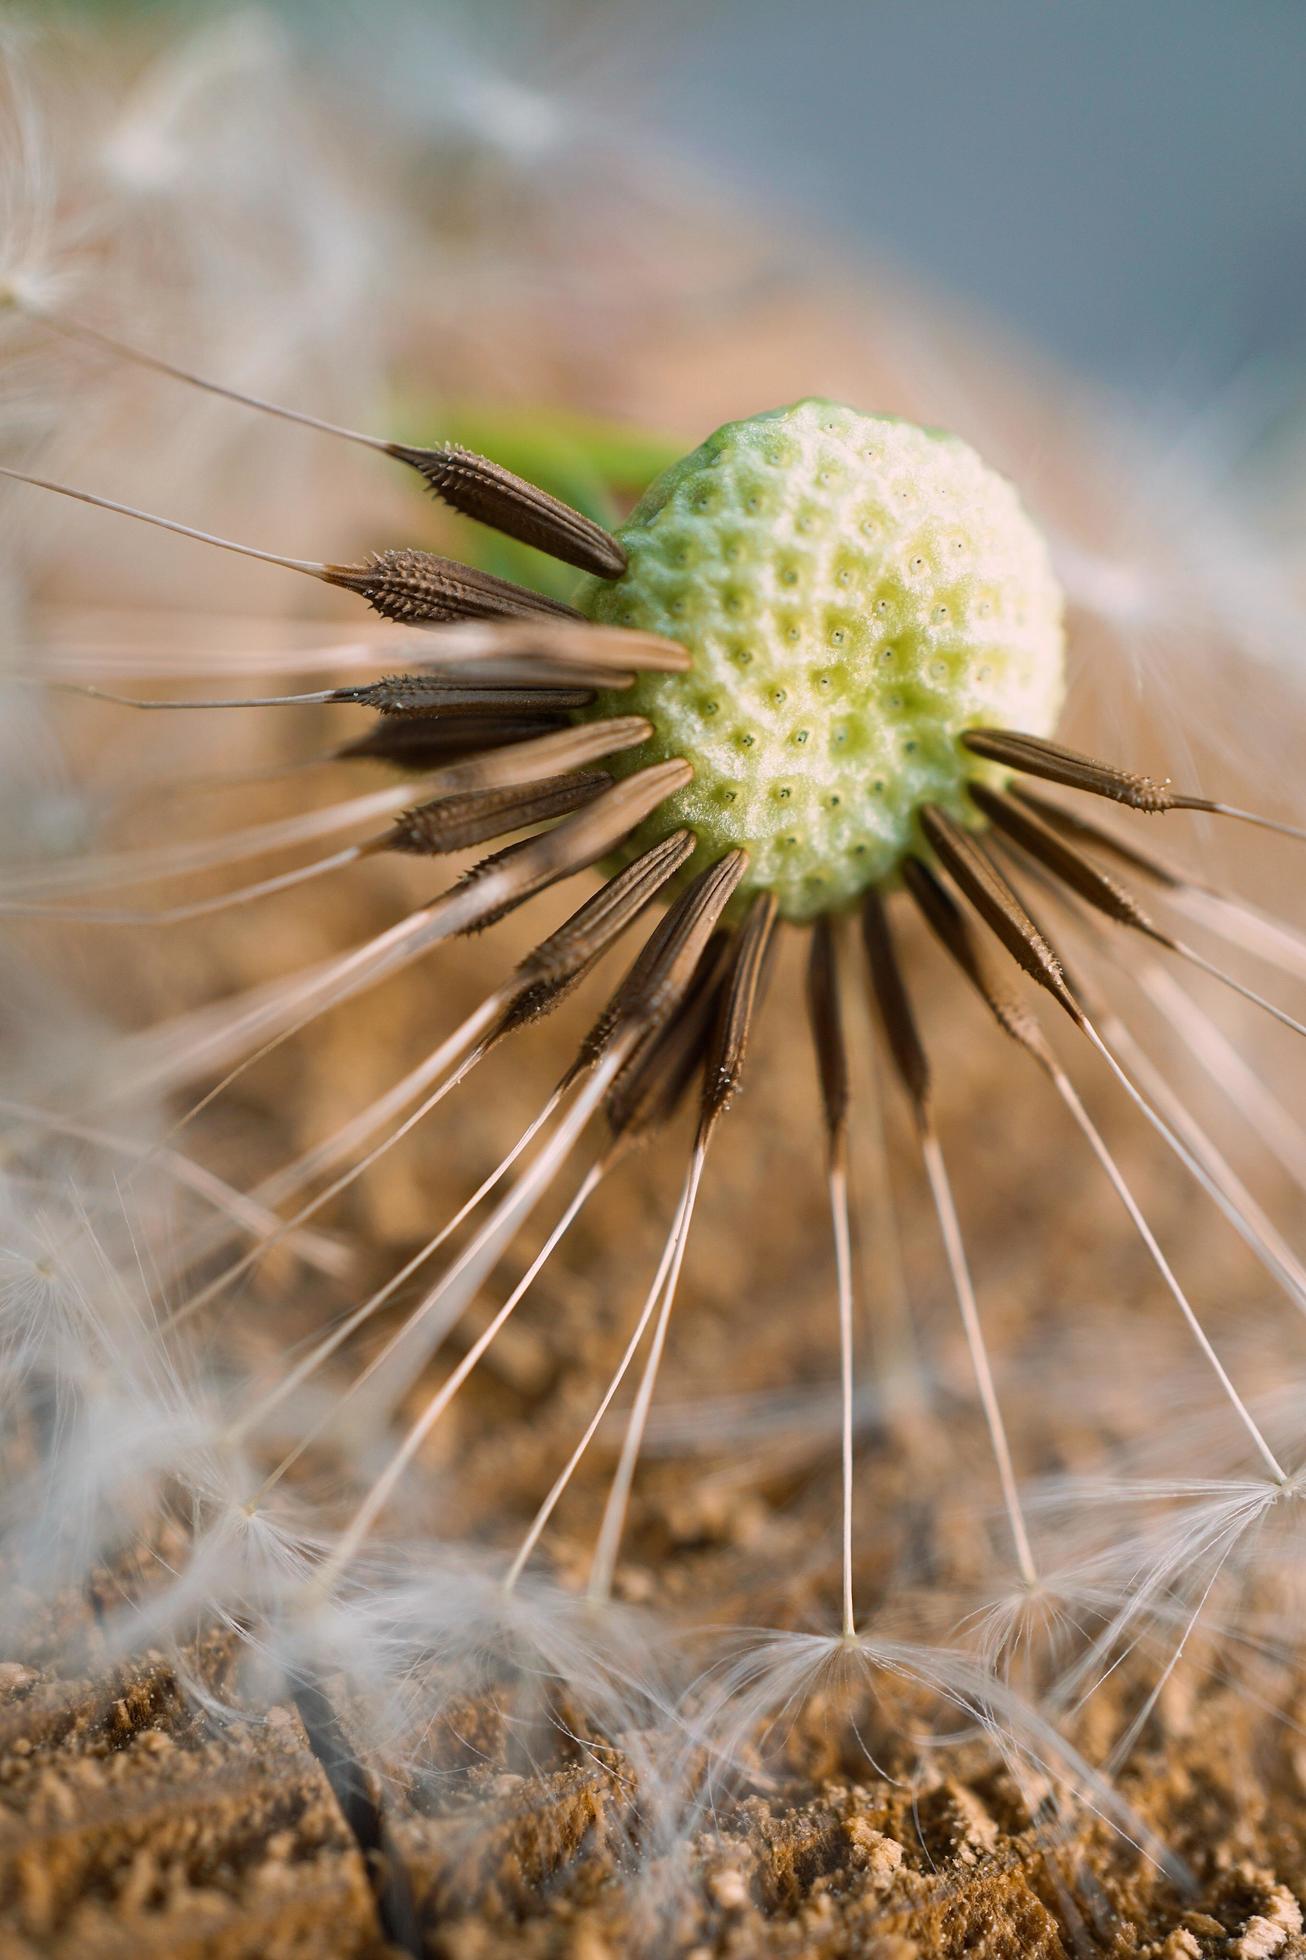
[650,0,1306,397]
[58,0,1306,402]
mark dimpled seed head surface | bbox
[576,400,1066,920]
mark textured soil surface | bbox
[5,876,1306,1955]
[4,1564,1306,1956]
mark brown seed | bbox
[969,784,1157,934]
[490,831,697,1045]
[861,891,931,1117]
[386,442,628,579]
[806,913,850,1150]
[322,548,582,625]
[981,789,1306,1039]
[605,936,731,1145]
[387,772,609,858]
[700,891,778,1128]
[962,728,1177,813]
[341,676,593,718]
[520,830,696,994]
[336,716,568,771]
[904,857,1051,1064]
[919,805,1081,1024]
[980,840,1106,1015]
[965,726,1306,841]
[583,850,748,1064]
[1008,785,1185,888]
[453,759,692,933]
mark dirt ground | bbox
[4,848,1306,1955]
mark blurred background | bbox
[656,0,1306,401]
[30,0,1306,405]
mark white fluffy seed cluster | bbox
[579,400,1066,918]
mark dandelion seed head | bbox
[4,17,1306,1921]
[580,400,1065,916]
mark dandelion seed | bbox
[964,727,1306,842]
